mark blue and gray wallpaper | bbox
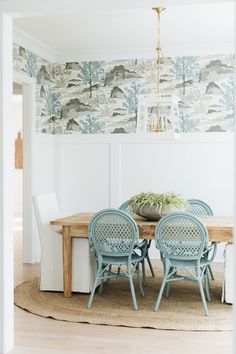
[13,43,234,134]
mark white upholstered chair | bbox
[32,193,96,293]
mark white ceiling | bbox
[13,1,235,62]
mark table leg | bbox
[62,225,72,297]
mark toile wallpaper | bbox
[13,43,234,134]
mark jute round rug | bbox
[14,272,232,331]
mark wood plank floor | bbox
[11,222,233,354]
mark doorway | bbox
[12,82,23,265]
[13,72,37,264]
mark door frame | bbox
[13,71,37,263]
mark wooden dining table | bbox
[50,212,234,298]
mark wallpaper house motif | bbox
[13,44,235,135]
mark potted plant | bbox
[160,192,188,216]
[129,192,162,221]
[129,192,188,221]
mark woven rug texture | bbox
[14,270,232,331]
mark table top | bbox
[51,212,234,243]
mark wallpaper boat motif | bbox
[13,43,234,134]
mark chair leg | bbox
[154,277,167,312]
[204,269,211,302]
[128,264,138,311]
[195,267,209,316]
[162,261,169,299]
[142,259,147,286]
[208,265,215,281]
[99,280,104,295]
[98,265,107,295]
[147,255,155,278]
[165,283,170,299]
[87,264,102,309]
[137,262,144,297]
[106,264,112,284]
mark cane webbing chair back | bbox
[187,199,215,281]
[187,199,213,216]
[89,209,138,257]
[119,200,134,216]
[154,213,212,316]
[155,213,208,260]
[119,200,155,283]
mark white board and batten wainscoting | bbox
[31,132,234,263]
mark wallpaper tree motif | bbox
[13,43,235,135]
[172,56,200,95]
[78,61,105,99]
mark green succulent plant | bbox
[162,192,188,209]
[129,192,188,210]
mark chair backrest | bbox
[187,199,213,216]
[89,208,138,257]
[155,212,208,260]
[32,193,60,229]
[119,200,134,216]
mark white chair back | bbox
[32,192,96,293]
[33,193,60,228]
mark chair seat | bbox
[168,257,210,268]
[100,253,143,265]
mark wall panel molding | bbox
[52,133,234,263]
[109,144,122,207]
[53,132,234,145]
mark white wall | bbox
[12,94,22,216]
[52,132,234,262]
[56,142,110,214]
[34,133,54,194]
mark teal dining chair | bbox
[187,199,215,280]
[154,212,217,316]
[87,208,144,311]
[119,200,155,285]
[187,199,213,217]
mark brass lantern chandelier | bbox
[149,7,179,134]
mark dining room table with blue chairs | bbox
[50,210,233,305]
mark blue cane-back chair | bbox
[187,199,213,217]
[154,212,217,316]
[187,199,216,280]
[119,200,155,285]
[87,208,144,311]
